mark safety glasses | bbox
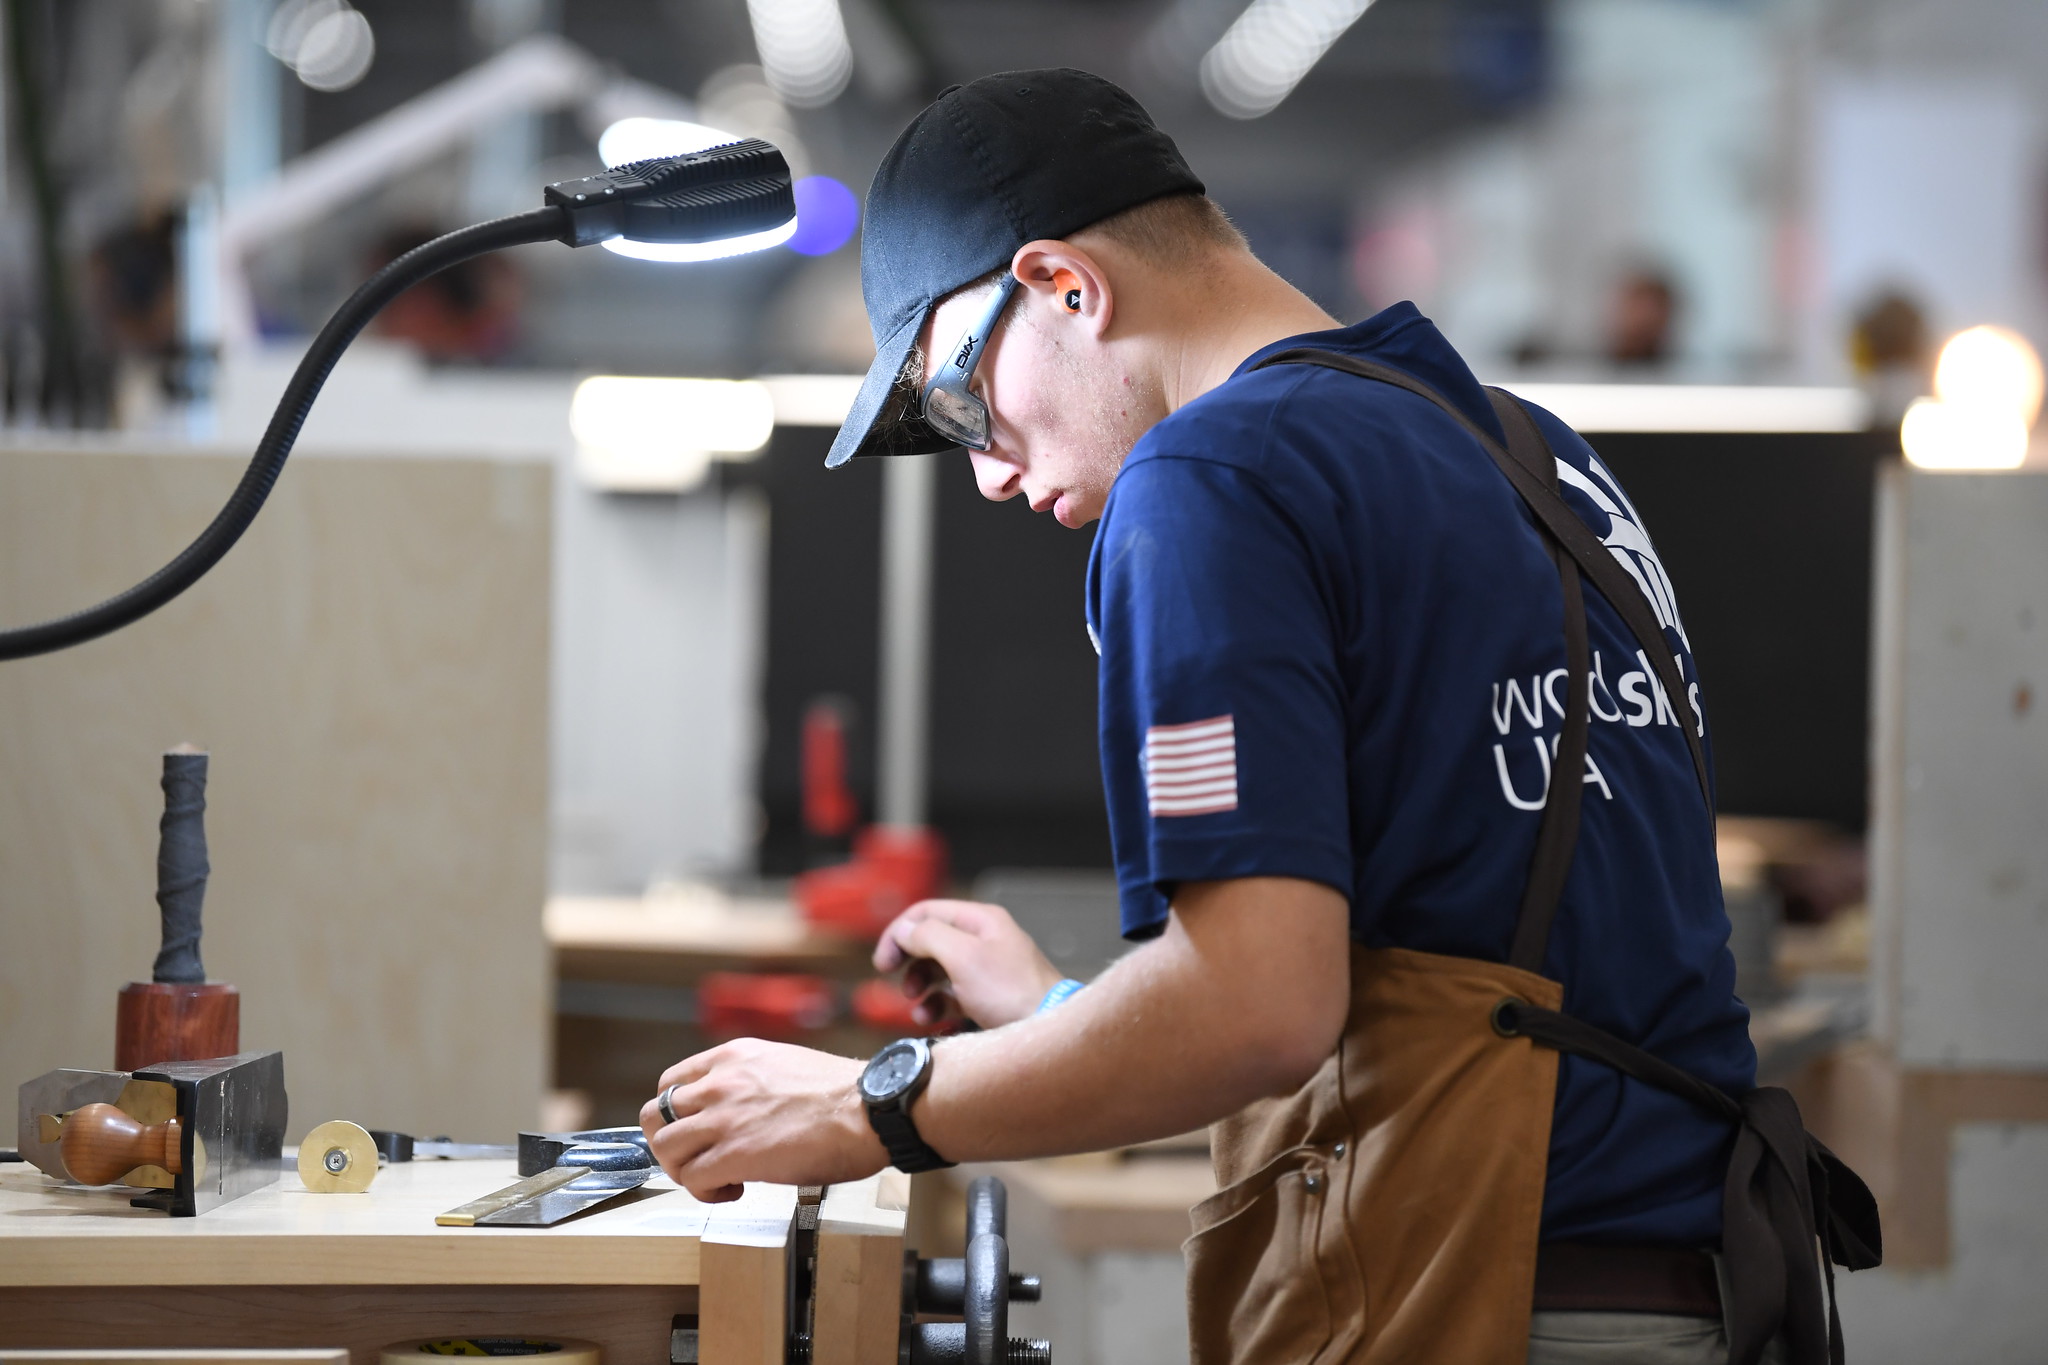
[920,273,1020,451]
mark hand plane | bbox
[16,1051,287,1216]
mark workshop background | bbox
[0,0,2044,1360]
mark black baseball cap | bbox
[824,69,1205,469]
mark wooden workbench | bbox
[0,1156,907,1365]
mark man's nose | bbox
[968,450,1021,502]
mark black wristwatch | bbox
[859,1037,954,1174]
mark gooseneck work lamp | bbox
[0,139,797,661]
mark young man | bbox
[641,70,1870,1365]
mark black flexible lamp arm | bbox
[0,207,565,661]
[0,138,794,662]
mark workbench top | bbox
[547,890,876,987]
[0,1155,796,1288]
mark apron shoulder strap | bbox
[1252,348,1713,817]
[1481,389,1714,817]
[1250,347,1709,970]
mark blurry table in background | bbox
[548,885,895,1126]
[548,871,1134,1127]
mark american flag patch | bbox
[1143,715,1239,817]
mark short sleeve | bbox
[1088,455,1354,939]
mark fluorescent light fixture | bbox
[1900,396,2029,471]
[571,376,777,493]
[1493,383,1871,434]
[761,374,864,426]
[747,0,854,109]
[597,116,738,169]
[1933,325,2043,429]
[601,215,798,263]
[1200,0,1378,120]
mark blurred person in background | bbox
[1607,264,1681,369]
[1847,288,1930,426]
[86,211,182,427]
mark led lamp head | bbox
[545,139,796,251]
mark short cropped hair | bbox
[883,194,1243,441]
[1084,192,1246,265]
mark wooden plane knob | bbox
[60,1102,183,1185]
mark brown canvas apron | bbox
[1182,356,1882,1365]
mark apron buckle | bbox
[1490,997,1525,1038]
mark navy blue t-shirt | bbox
[1085,302,1754,1246]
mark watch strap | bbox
[867,1098,953,1173]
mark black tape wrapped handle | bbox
[151,750,209,984]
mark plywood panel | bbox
[1869,467,2048,1066]
[0,445,551,1145]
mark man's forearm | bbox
[912,878,1350,1163]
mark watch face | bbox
[862,1041,923,1101]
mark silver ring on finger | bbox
[657,1083,681,1125]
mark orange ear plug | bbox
[1054,269,1083,311]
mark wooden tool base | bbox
[115,982,239,1072]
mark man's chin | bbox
[1053,493,1101,528]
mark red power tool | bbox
[696,972,836,1039]
[793,696,949,938]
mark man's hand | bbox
[638,1039,888,1202]
[873,899,1066,1028]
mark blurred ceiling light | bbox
[601,217,799,264]
[264,0,337,61]
[1933,325,2044,429]
[597,116,738,168]
[788,175,861,256]
[747,0,854,108]
[1900,325,2042,471]
[570,377,776,493]
[1900,396,2029,471]
[1200,0,1378,119]
[266,0,375,93]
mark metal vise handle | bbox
[902,1176,1051,1365]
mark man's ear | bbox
[1011,239,1113,336]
